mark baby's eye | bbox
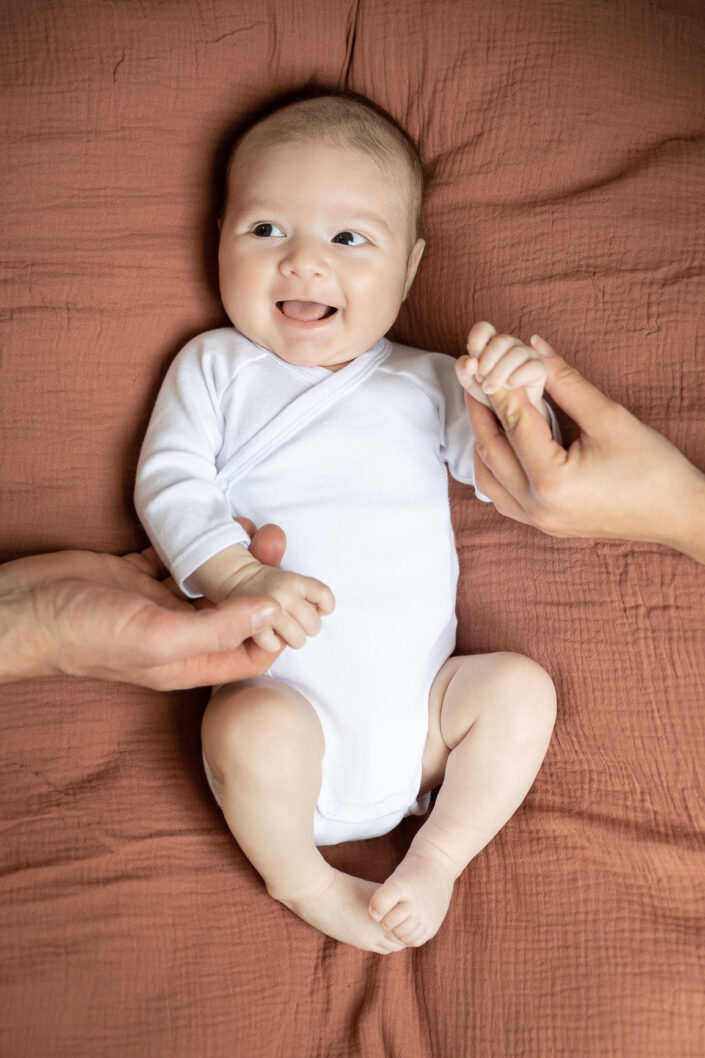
[250,222,285,238]
[332,230,368,246]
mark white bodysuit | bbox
[135,328,486,844]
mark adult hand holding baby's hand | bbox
[218,555,335,654]
[457,321,549,419]
[459,330,705,564]
[0,520,290,690]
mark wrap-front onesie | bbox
[135,327,487,844]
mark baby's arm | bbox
[456,321,550,423]
[135,334,334,652]
[188,544,335,654]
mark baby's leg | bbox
[369,652,556,946]
[202,679,405,954]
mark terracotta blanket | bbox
[2,1,704,1055]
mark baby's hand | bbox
[225,559,335,654]
[456,321,549,422]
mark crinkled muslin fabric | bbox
[1,1,704,1056]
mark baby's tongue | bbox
[279,300,329,321]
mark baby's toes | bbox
[392,916,428,947]
[377,932,407,955]
[368,879,404,924]
[380,901,414,935]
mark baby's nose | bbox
[279,236,329,279]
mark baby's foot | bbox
[367,838,457,947]
[272,865,407,955]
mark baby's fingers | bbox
[274,576,335,649]
[252,627,284,653]
[504,358,547,391]
[455,356,493,408]
[270,609,310,649]
[467,321,497,358]
[456,354,479,389]
[305,577,335,616]
[480,346,542,395]
[288,594,323,638]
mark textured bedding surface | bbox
[2,1,704,1056]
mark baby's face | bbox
[218,137,424,371]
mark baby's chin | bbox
[273,349,353,373]
[228,317,374,373]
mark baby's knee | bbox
[491,652,557,733]
[203,683,325,774]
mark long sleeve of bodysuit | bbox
[134,335,252,596]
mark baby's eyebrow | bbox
[337,208,395,236]
[234,198,397,236]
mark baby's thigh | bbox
[201,677,325,785]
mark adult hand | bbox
[460,333,705,564]
[0,521,287,689]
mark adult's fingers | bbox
[472,445,535,526]
[466,394,537,517]
[466,394,527,487]
[234,516,256,538]
[531,337,618,436]
[473,378,568,494]
[152,632,282,690]
[150,594,279,665]
[124,547,169,580]
[234,516,286,567]
[83,551,192,611]
[249,522,287,569]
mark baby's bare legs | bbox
[369,652,556,946]
[201,678,405,955]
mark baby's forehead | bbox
[234,126,408,180]
[227,129,419,228]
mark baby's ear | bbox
[403,238,425,299]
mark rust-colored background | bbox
[2,1,704,1055]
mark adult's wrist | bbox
[653,463,705,564]
[0,572,59,683]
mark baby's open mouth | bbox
[277,300,337,322]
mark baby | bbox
[135,90,557,954]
